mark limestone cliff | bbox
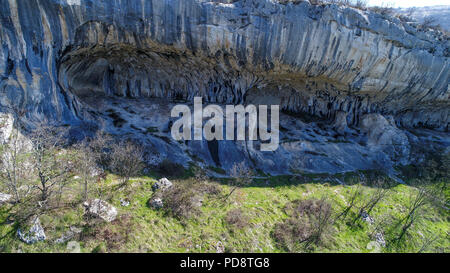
[1,0,449,129]
[0,0,449,174]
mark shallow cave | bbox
[55,43,433,175]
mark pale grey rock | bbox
[17,216,46,244]
[84,199,117,222]
[120,199,130,207]
[149,198,163,210]
[215,241,225,253]
[0,113,14,144]
[0,0,448,176]
[152,178,173,192]
[0,193,12,206]
[54,226,82,244]
[0,0,448,130]
[374,232,386,247]
[360,113,410,164]
[361,211,374,225]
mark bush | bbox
[368,5,394,17]
[273,199,334,251]
[110,140,145,186]
[225,208,249,230]
[161,183,201,221]
[86,214,133,251]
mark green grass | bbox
[1,170,448,253]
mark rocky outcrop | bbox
[0,0,448,175]
[17,216,46,244]
[360,113,410,164]
[152,178,173,192]
[0,0,448,129]
[54,226,82,244]
[148,198,163,210]
[84,199,117,222]
[0,192,12,206]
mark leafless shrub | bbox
[29,122,73,204]
[273,198,334,251]
[109,140,145,186]
[394,183,445,243]
[225,162,253,201]
[88,130,114,169]
[225,208,249,230]
[336,184,363,221]
[86,214,133,251]
[73,140,97,201]
[197,181,222,196]
[161,182,201,221]
[352,178,390,225]
[369,3,395,17]
[421,16,441,30]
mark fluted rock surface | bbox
[0,0,449,174]
[0,0,448,129]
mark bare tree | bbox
[417,234,440,253]
[109,140,144,187]
[29,122,73,204]
[336,184,362,221]
[352,179,390,225]
[303,196,335,249]
[225,161,253,201]
[73,139,98,201]
[421,16,440,30]
[88,130,114,169]
[394,184,444,242]
[273,198,335,251]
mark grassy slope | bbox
[0,169,448,253]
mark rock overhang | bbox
[0,0,449,174]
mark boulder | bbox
[17,216,46,244]
[374,232,386,247]
[84,199,117,222]
[0,193,12,206]
[215,241,225,253]
[360,114,410,163]
[361,211,374,225]
[120,198,130,207]
[152,178,173,192]
[54,226,83,244]
[149,198,164,210]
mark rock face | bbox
[152,178,173,192]
[17,216,46,244]
[0,0,448,129]
[84,199,117,222]
[0,193,12,206]
[0,0,448,174]
[360,113,410,164]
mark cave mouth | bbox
[58,44,256,107]
[55,44,429,175]
[57,43,371,130]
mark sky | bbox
[366,0,450,8]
